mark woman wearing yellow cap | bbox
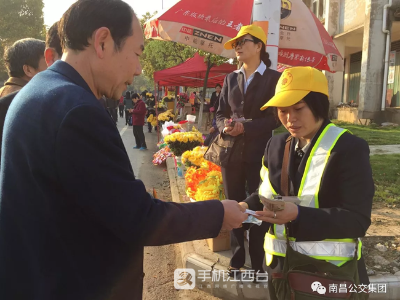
[215,24,281,278]
[239,67,373,299]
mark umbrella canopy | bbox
[145,0,343,72]
[278,0,343,72]
[144,0,254,58]
[153,53,236,87]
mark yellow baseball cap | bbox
[224,24,267,50]
[260,67,329,110]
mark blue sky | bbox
[43,0,177,26]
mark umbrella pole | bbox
[155,81,160,142]
[252,0,280,71]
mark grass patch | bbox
[273,120,400,145]
[370,154,400,204]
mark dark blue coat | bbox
[0,61,224,300]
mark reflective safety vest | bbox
[259,124,362,267]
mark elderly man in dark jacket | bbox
[0,1,248,300]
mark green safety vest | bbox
[259,124,362,267]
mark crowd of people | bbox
[0,0,374,300]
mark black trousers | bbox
[133,125,147,148]
[147,122,152,132]
[119,106,124,117]
[125,110,131,125]
[221,161,268,273]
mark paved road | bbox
[116,115,220,300]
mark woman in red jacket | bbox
[130,93,147,150]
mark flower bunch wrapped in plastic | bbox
[152,146,173,165]
[195,170,225,201]
[158,109,174,121]
[166,124,184,134]
[182,146,207,168]
[185,162,224,200]
[184,167,208,199]
[164,130,204,156]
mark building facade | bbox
[304,0,399,123]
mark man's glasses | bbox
[231,38,255,49]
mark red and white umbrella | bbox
[144,0,254,58]
[277,0,343,72]
[144,0,343,72]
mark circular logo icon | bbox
[281,72,293,88]
[281,0,292,19]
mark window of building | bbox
[309,0,325,21]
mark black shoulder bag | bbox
[203,133,244,168]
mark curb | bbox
[165,157,400,300]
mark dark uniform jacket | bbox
[216,68,281,163]
[0,61,224,300]
[244,120,374,284]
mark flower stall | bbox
[182,146,230,251]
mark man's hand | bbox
[221,200,248,230]
[209,127,215,134]
[255,202,298,225]
[224,122,244,136]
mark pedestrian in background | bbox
[44,22,63,67]
[0,38,47,97]
[0,38,49,161]
[124,90,133,125]
[209,83,222,119]
[131,93,147,150]
[118,95,124,118]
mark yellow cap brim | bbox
[260,90,310,110]
[224,32,248,50]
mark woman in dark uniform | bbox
[240,67,373,299]
[216,24,280,277]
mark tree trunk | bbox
[198,57,213,130]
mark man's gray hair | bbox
[3,38,46,78]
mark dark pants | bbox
[147,122,152,133]
[221,161,268,273]
[119,106,124,117]
[125,110,131,125]
[133,125,147,148]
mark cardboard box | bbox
[206,230,231,252]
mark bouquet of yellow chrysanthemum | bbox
[157,109,174,122]
[182,146,207,168]
[164,130,204,156]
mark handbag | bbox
[203,133,244,168]
[271,137,367,300]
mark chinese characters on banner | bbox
[278,50,317,64]
[175,9,243,32]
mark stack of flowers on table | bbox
[157,110,174,122]
[183,147,225,201]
